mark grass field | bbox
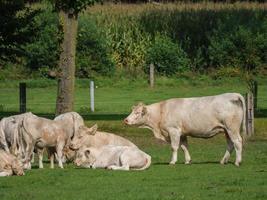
[0,77,266,200]
[0,77,266,115]
[0,119,266,200]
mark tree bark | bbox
[56,10,78,116]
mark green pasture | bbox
[0,119,266,200]
[0,77,266,115]
[0,77,266,200]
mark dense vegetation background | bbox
[0,1,266,80]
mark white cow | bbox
[0,113,31,166]
[0,149,24,177]
[31,112,84,166]
[19,113,69,169]
[74,145,151,171]
[124,93,247,166]
[69,124,136,151]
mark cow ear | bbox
[138,102,145,107]
[142,106,147,116]
[87,124,98,135]
[84,149,90,158]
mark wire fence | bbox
[0,87,267,119]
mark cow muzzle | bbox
[124,118,129,125]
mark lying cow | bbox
[0,149,24,177]
[124,93,246,166]
[19,113,69,169]
[74,145,151,171]
[69,124,136,151]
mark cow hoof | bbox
[220,160,226,165]
[185,160,192,165]
[169,162,176,165]
[235,162,240,167]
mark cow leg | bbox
[31,152,35,163]
[38,149,44,169]
[56,143,64,169]
[50,152,55,169]
[228,130,242,166]
[220,134,234,165]
[167,128,181,165]
[107,165,130,171]
[0,170,12,177]
[180,136,191,164]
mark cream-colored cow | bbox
[69,124,136,151]
[74,145,151,171]
[124,93,247,166]
[0,150,24,177]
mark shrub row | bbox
[0,3,266,79]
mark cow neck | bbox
[143,106,159,131]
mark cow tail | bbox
[238,94,248,140]
[0,119,10,153]
[134,154,151,171]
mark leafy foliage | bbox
[146,34,190,76]
[0,0,40,61]
[76,15,115,77]
[50,0,100,14]
[23,8,60,74]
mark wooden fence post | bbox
[246,92,254,136]
[90,81,95,112]
[253,80,258,110]
[19,82,26,113]
[149,63,154,88]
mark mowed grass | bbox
[0,119,267,200]
[0,77,267,114]
[0,77,266,199]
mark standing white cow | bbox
[0,113,31,163]
[0,149,24,177]
[19,113,69,169]
[124,93,247,166]
[32,112,85,166]
[74,145,151,171]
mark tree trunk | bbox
[56,10,78,116]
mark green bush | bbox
[208,25,267,70]
[76,15,115,77]
[23,8,59,73]
[146,34,190,76]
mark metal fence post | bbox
[90,81,95,112]
[246,92,254,136]
[19,82,26,113]
[149,63,154,88]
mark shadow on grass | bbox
[153,161,233,165]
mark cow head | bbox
[12,159,25,176]
[74,148,95,168]
[124,103,148,126]
[62,146,76,163]
[69,124,98,151]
